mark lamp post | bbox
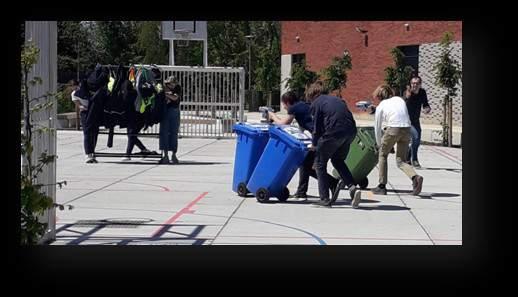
[245,34,255,110]
[245,35,254,91]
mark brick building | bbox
[280,21,462,126]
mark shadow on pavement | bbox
[387,189,460,199]
[102,160,228,165]
[55,221,209,245]
[419,167,461,173]
[354,205,411,211]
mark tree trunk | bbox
[448,96,453,147]
[442,95,448,147]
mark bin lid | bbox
[233,122,270,134]
[280,126,312,141]
[269,125,312,148]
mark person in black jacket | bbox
[120,78,153,161]
[306,82,361,208]
[74,64,109,163]
[404,76,431,169]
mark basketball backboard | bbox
[162,21,207,41]
[162,21,208,66]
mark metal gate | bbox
[23,21,58,244]
[141,66,245,138]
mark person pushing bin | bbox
[306,82,362,208]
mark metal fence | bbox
[140,65,245,138]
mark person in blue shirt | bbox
[268,91,338,200]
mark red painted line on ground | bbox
[151,192,208,238]
[124,182,171,192]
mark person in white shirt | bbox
[371,84,423,196]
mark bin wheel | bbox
[359,178,369,190]
[256,188,270,203]
[237,183,248,197]
[278,187,290,202]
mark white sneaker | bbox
[121,156,131,162]
[351,189,362,209]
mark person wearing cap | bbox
[159,76,182,164]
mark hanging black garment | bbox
[103,65,129,131]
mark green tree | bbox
[384,47,415,96]
[174,40,204,66]
[136,21,169,65]
[58,21,99,83]
[321,50,352,98]
[95,21,139,65]
[433,32,462,147]
[251,21,281,94]
[208,21,249,67]
[285,59,319,99]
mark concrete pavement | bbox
[52,127,461,245]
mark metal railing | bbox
[140,65,245,139]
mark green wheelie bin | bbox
[331,126,378,189]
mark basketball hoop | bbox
[175,30,191,47]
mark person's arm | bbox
[421,89,431,114]
[404,85,412,99]
[165,85,180,102]
[311,101,323,147]
[374,103,384,147]
[71,90,86,111]
[268,111,294,125]
[73,100,81,110]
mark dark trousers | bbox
[314,133,356,200]
[296,151,338,195]
[159,107,180,153]
[80,110,98,155]
[407,124,422,162]
[126,118,147,155]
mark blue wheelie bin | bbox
[232,122,271,197]
[247,125,312,203]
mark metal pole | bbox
[245,35,254,92]
[248,40,251,92]
[76,39,80,81]
[170,40,175,66]
[203,39,208,67]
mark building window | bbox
[292,53,306,66]
[398,45,419,75]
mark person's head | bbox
[372,84,395,101]
[305,81,328,102]
[69,79,80,90]
[280,91,300,109]
[164,76,178,88]
[409,76,422,94]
